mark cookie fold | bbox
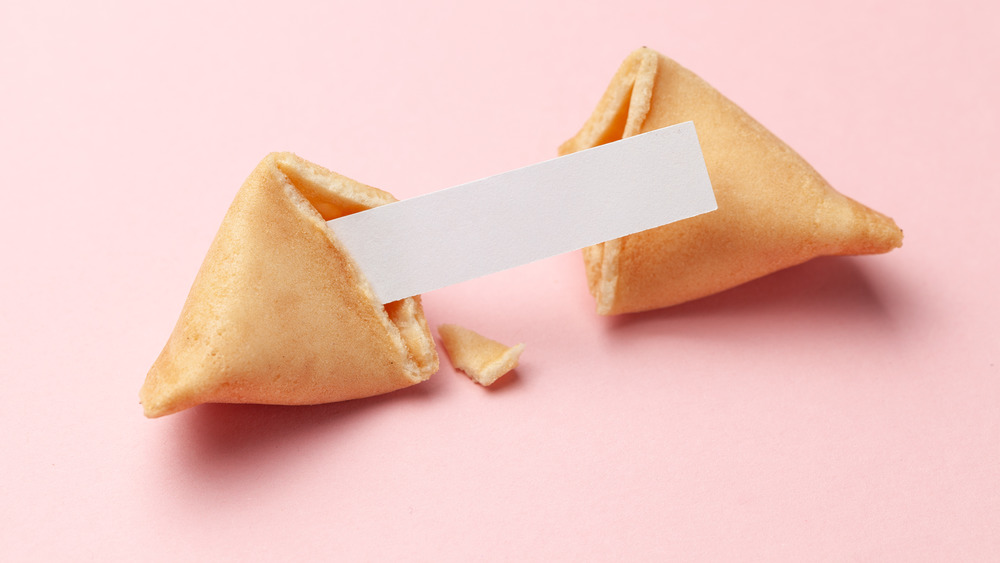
[140,153,438,417]
[561,48,903,315]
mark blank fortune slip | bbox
[328,121,717,304]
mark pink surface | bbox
[2,0,998,560]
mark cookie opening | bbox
[274,154,437,381]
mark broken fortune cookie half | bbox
[560,47,903,315]
[140,153,438,418]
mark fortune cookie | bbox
[140,153,438,417]
[560,48,903,314]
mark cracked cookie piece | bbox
[561,47,903,315]
[140,153,438,417]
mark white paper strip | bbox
[327,121,716,304]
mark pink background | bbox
[2,0,998,560]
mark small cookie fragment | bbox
[438,324,524,386]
